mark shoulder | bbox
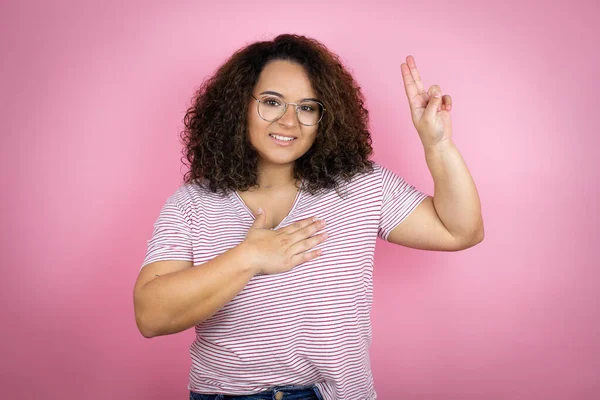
[343,161,386,188]
[325,161,385,199]
[369,161,397,179]
[167,180,225,213]
[341,161,385,182]
[370,161,412,188]
[168,182,201,205]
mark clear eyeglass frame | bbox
[251,94,326,126]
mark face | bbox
[247,60,321,169]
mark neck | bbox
[256,161,297,190]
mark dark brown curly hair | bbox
[180,33,375,196]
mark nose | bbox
[277,104,299,127]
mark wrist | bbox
[424,138,456,160]
[233,241,260,276]
[424,138,454,153]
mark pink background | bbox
[1,0,598,399]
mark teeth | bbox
[271,134,295,141]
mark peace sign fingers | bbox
[401,55,426,100]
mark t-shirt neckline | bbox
[229,180,304,230]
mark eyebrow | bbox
[258,90,320,103]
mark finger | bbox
[442,94,452,111]
[252,207,267,229]
[406,55,425,94]
[289,231,328,258]
[290,248,323,267]
[427,85,441,97]
[289,218,326,244]
[425,91,443,119]
[427,85,442,112]
[279,216,320,235]
[401,63,419,101]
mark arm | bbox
[388,139,484,251]
[425,139,483,243]
[388,56,484,251]
[133,243,256,338]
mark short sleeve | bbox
[378,165,429,242]
[140,193,193,270]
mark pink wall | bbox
[2,0,598,399]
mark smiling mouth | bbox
[268,134,297,147]
[269,134,297,141]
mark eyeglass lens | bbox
[258,97,323,125]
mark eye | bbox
[299,103,317,112]
[262,97,281,107]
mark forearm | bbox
[424,139,484,243]
[137,244,257,338]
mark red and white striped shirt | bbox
[141,162,428,400]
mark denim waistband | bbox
[190,383,323,400]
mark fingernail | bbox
[257,208,263,215]
[434,92,441,98]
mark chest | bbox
[236,187,300,229]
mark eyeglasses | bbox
[251,94,326,126]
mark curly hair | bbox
[180,33,375,197]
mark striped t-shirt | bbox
[141,161,428,400]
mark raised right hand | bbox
[241,208,327,275]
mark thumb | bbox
[252,207,267,229]
[424,91,442,120]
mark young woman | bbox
[134,34,484,400]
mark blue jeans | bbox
[189,383,324,400]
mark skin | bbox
[386,55,484,250]
[246,60,320,190]
[400,55,453,147]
